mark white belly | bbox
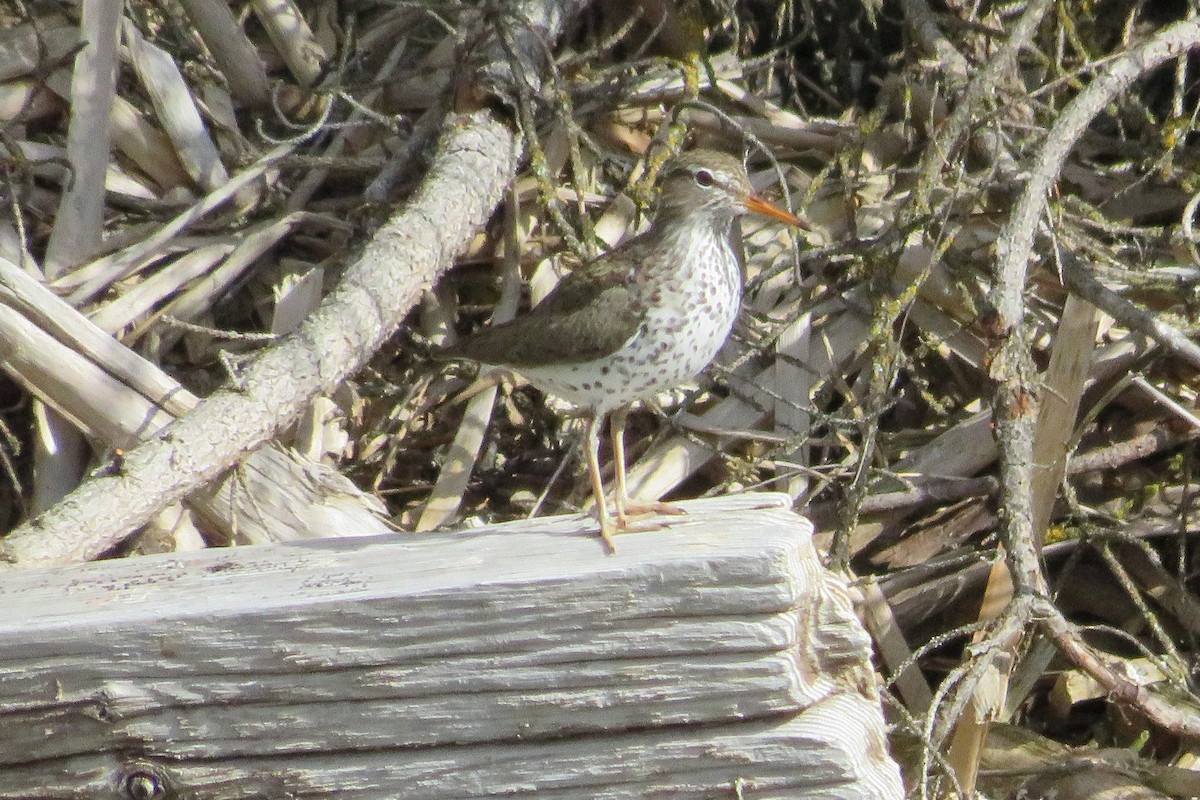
[521,258,741,413]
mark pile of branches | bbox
[3,0,1200,795]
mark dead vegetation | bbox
[4,0,1200,796]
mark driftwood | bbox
[0,494,901,799]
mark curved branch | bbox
[1061,252,1200,372]
[990,19,1200,629]
[994,19,1200,327]
[1034,595,1200,739]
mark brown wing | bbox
[443,248,645,368]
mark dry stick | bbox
[175,0,271,110]
[0,302,177,449]
[35,0,122,515]
[1068,426,1197,473]
[808,424,1197,525]
[1133,375,1200,430]
[1116,540,1200,640]
[1033,594,1200,738]
[966,292,1102,775]
[417,189,525,532]
[0,254,388,547]
[39,66,190,193]
[991,17,1200,738]
[896,5,1052,791]
[57,142,297,304]
[1095,542,1185,672]
[804,476,999,527]
[0,112,519,569]
[138,216,307,356]
[87,242,234,336]
[43,0,118,276]
[249,0,326,89]
[123,18,229,191]
[40,70,190,192]
[1061,252,1200,372]
[918,6,1141,793]
[105,92,193,192]
[0,257,194,420]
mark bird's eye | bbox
[694,169,715,187]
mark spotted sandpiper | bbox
[443,149,805,552]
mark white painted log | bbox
[0,493,902,799]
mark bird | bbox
[442,149,805,552]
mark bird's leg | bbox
[610,406,686,529]
[585,414,618,554]
[610,406,632,526]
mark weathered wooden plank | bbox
[0,695,895,800]
[0,493,901,798]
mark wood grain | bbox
[0,494,901,799]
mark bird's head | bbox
[656,149,805,230]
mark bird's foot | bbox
[594,505,677,555]
[597,517,619,555]
[615,499,686,530]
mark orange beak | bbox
[743,194,808,229]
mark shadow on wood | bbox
[0,492,902,799]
